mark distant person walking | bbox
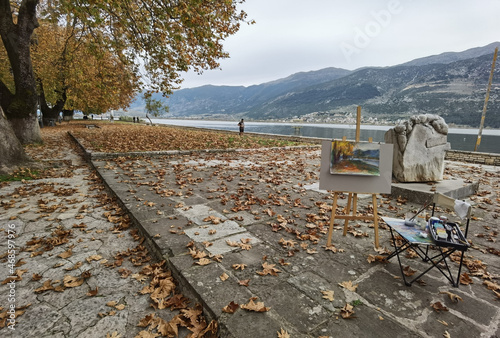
[238,119,245,136]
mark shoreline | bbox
[149,117,500,135]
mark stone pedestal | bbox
[385,114,450,182]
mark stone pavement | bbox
[87,143,500,338]
[0,129,213,337]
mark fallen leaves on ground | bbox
[403,265,416,277]
[277,328,290,338]
[238,279,250,286]
[431,302,449,312]
[0,304,32,329]
[459,272,473,285]
[222,301,239,314]
[232,264,247,270]
[63,275,85,288]
[256,262,281,276]
[367,254,387,263]
[440,291,463,303]
[241,297,271,312]
[72,124,305,153]
[340,303,355,319]
[321,290,334,302]
[34,280,55,293]
[339,281,358,292]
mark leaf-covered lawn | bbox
[70,122,306,152]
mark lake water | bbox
[151,118,500,154]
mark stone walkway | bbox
[88,143,499,338]
[0,129,211,337]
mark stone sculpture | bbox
[384,114,450,182]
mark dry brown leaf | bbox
[106,301,118,307]
[199,319,218,337]
[443,331,451,338]
[131,273,148,282]
[106,332,121,338]
[367,254,387,263]
[135,330,159,338]
[440,291,463,303]
[86,254,103,263]
[431,301,449,312]
[321,290,334,302]
[137,313,156,327]
[278,259,290,266]
[256,262,281,276]
[459,272,473,285]
[277,328,290,338]
[86,287,99,297]
[196,258,212,266]
[188,248,207,259]
[115,304,126,311]
[241,297,270,312]
[232,264,247,270]
[34,279,54,293]
[220,273,229,281]
[339,280,358,292]
[31,273,43,281]
[238,279,250,287]
[226,240,239,247]
[324,244,338,253]
[222,301,239,314]
[374,246,392,255]
[403,265,416,276]
[340,303,355,319]
[483,280,500,291]
[58,249,73,259]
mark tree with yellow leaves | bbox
[0,0,251,173]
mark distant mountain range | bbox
[126,42,500,128]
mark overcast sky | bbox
[179,0,500,89]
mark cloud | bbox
[179,0,500,89]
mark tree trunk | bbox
[0,106,31,174]
[39,80,66,126]
[8,114,41,144]
[0,0,41,144]
[63,109,74,121]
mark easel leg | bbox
[372,194,379,248]
[343,193,353,236]
[326,192,339,247]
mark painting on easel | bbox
[330,140,381,176]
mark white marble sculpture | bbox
[384,114,450,182]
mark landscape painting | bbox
[330,141,380,176]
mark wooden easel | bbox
[325,106,380,248]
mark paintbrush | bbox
[405,199,431,226]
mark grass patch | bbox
[0,168,40,182]
[350,299,363,307]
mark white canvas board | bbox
[319,140,393,194]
